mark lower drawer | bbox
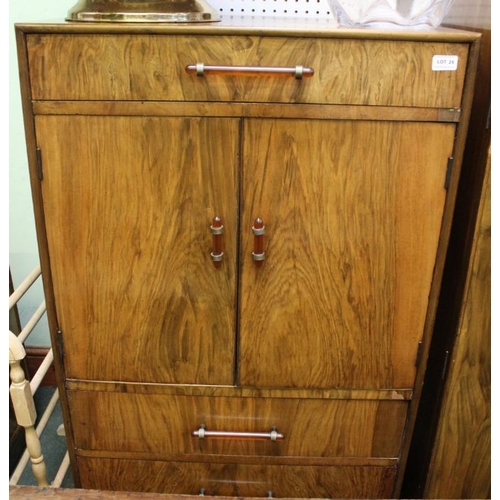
[77,457,397,498]
[68,390,408,459]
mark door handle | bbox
[252,217,266,267]
[210,216,224,268]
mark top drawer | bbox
[26,34,468,107]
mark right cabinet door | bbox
[239,118,456,390]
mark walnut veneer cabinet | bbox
[15,18,480,498]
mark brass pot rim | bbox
[66,0,221,23]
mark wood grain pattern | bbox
[15,19,481,42]
[10,485,319,500]
[36,115,239,385]
[239,119,455,389]
[77,458,397,498]
[26,34,468,108]
[424,149,490,499]
[68,391,407,459]
[9,486,231,500]
[32,101,462,123]
[65,379,412,400]
[76,450,398,468]
[15,21,481,496]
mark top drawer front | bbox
[27,34,468,108]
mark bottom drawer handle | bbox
[193,424,284,441]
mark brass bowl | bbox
[66,0,220,22]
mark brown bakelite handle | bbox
[252,217,266,267]
[210,216,224,268]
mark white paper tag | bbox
[432,55,459,71]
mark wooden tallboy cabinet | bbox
[15,18,480,498]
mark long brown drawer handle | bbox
[186,63,314,80]
[193,424,284,441]
[210,216,224,268]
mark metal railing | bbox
[8,265,70,487]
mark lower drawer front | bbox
[78,458,396,499]
[68,390,407,459]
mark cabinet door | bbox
[36,115,239,385]
[239,119,455,389]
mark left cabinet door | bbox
[35,115,240,385]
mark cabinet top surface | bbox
[15,15,480,42]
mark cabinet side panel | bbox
[424,151,490,499]
[36,115,239,385]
